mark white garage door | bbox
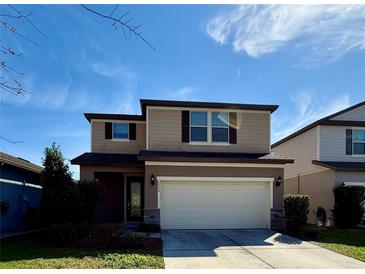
[160,179,272,229]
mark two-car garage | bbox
[158,177,273,230]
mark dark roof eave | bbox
[84,113,144,123]
[140,99,279,117]
[71,153,143,166]
[70,161,143,167]
[138,155,293,164]
[312,160,365,172]
[272,120,365,147]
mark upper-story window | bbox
[190,111,208,142]
[112,123,129,139]
[212,112,229,142]
[190,111,229,143]
[353,129,365,155]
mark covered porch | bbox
[71,153,145,224]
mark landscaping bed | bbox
[0,229,164,269]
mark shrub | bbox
[332,186,365,228]
[46,223,147,249]
[139,223,160,233]
[40,143,79,225]
[119,234,147,249]
[47,223,91,246]
[77,180,105,223]
[283,194,310,233]
[40,143,104,225]
[301,226,319,240]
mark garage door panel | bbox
[160,180,271,229]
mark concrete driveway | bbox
[162,229,365,269]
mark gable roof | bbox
[272,100,365,148]
[84,99,279,123]
[140,99,279,116]
[323,100,365,121]
[0,152,43,174]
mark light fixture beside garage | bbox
[275,176,283,187]
[151,174,156,185]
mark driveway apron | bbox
[162,229,365,269]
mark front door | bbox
[126,176,144,222]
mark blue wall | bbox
[1,164,42,233]
[1,182,42,233]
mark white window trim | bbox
[189,111,230,145]
[112,122,129,141]
[156,176,274,229]
[352,127,365,157]
[111,138,130,142]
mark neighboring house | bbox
[0,152,43,234]
[71,99,293,230]
[272,101,365,224]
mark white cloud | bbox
[2,62,139,114]
[89,62,137,81]
[166,86,197,101]
[48,130,88,138]
[206,5,365,63]
[272,90,351,142]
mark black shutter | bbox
[181,110,190,143]
[105,122,112,139]
[129,123,136,140]
[229,112,237,144]
[346,129,352,155]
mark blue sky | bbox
[1,4,364,179]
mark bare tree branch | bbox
[81,4,155,51]
[109,4,119,17]
[0,20,40,46]
[8,4,48,39]
[0,5,44,97]
[0,136,23,144]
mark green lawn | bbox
[0,232,164,269]
[311,227,365,262]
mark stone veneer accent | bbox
[143,209,160,225]
[270,209,284,230]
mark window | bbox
[112,123,129,139]
[190,111,208,142]
[189,111,229,143]
[212,112,229,142]
[353,129,365,155]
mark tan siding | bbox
[274,126,325,179]
[284,170,335,224]
[148,108,270,153]
[330,104,365,121]
[92,121,146,154]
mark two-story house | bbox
[272,101,365,224]
[71,99,293,230]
